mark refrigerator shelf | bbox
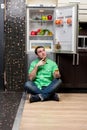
[29,19,53,22]
[29,35,53,40]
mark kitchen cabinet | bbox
[75,53,87,88]
[78,35,87,49]
[57,53,87,88]
[57,54,75,88]
[78,22,87,51]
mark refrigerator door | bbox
[54,4,78,53]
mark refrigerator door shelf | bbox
[54,4,78,53]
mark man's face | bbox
[36,47,47,59]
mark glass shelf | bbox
[29,19,53,22]
[29,35,53,40]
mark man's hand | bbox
[53,70,61,78]
[36,59,46,67]
[29,59,46,81]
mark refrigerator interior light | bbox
[39,9,44,13]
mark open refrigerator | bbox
[26,4,78,67]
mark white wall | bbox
[26,0,58,6]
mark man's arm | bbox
[28,59,46,81]
[28,65,38,81]
[53,70,61,78]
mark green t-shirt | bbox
[28,58,59,89]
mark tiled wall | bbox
[4,0,26,91]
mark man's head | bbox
[35,46,47,59]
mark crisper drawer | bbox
[29,40,53,51]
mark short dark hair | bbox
[35,46,45,55]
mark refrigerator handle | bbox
[72,54,75,65]
[76,53,79,65]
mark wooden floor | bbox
[19,93,87,130]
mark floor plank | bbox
[19,93,87,130]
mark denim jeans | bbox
[24,78,62,100]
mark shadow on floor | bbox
[0,91,22,130]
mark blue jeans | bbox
[24,78,62,100]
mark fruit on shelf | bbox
[67,18,72,25]
[43,29,53,36]
[41,16,47,20]
[45,16,48,20]
[47,15,52,20]
[40,30,45,35]
[37,29,45,35]
[30,29,53,36]
[41,16,49,20]
[55,19,63,25]
[37,29,42,33]
[31,31,37,35]
[47,31,53,36]
[34,16,41,20]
